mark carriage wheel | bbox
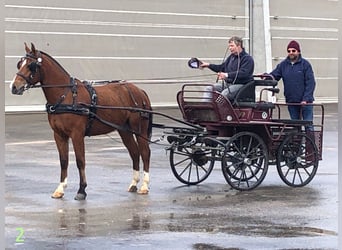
[276,132,319,187]
[169,139,216,185]
[221,132,269,191]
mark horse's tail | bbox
[142,89,153,141]
[147,106,153,141]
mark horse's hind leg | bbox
[118,131,141,193]
[51,132,69,199]
[136,134,150,194]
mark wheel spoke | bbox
[276,132,318,187]
[170,141,216,185]
[222,132,268,191]
[178,161,192,178]
[187,162,192,181]
[173,155,191,167]
[295,168,304,185]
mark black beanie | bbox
[287,40,301,52]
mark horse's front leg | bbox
[51,132,69,199]
[128,169,140,193]
[72,135,87,200]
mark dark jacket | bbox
[208,49,254,84]
[270,55,316,103]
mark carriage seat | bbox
[233,79,278,110]
[177,80,278,124]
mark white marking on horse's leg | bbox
[51,178,68,198]
[138,171,149,194]
[128,170,140,192]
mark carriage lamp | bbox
[226,115,233,121]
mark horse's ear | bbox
[31,43,36,54]
[24,42,30,53]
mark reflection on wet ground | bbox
[5,178,338,249]
[5,106,338,249]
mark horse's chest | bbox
[48,114,87,136]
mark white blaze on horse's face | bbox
[10,57,33,95]
[9,58,28,91]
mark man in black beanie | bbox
[265,40,316,130]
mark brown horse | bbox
[10,43,153,200]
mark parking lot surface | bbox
[5,104,338,249]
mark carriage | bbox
[161,79,324,191]
[11,43,324,199]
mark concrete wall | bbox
[4,0,338,111]
[268,0,338,102]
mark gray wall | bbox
[4,0,338,111]
[268,0,338,102]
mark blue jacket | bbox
[208,49,254,84]
[270,55,316,103]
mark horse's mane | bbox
[39,50,71,77]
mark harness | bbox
[16,50,151,137]
[46,78,99,136]
[45,78,147,136]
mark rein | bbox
[17,49,208,139]
[29,80,123,89]
[77,104,204,145]
[29,83,74,89]
[121,73,217,83]
[78,103,204,131]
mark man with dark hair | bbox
[265,40,316,129]
[199,36,255,100]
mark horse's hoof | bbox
[137,189,149,195]
[128,185,138,192]
[51,192,64,199]
[74,193,87,200]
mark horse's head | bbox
[10,43,43,95]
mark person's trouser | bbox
[203,83,243,101]
[221,84,244,100]
[287,104,314,131]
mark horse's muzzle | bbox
[11,84,25,95]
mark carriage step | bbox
[271,119,313,126]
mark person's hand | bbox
[259,74,266,80]
[217,72,228,80]
[259,73,274,80]
[199,62,209,69]
[301,101,307,104]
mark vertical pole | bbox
[249,0,274,101]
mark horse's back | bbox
[84,81,152,136]
[94,82,151,108]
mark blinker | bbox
[28,58,42,72]
[28,62,38,72]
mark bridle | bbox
[15,51,76,92]
[16,52,43,89]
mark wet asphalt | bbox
[5,104,338,249]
